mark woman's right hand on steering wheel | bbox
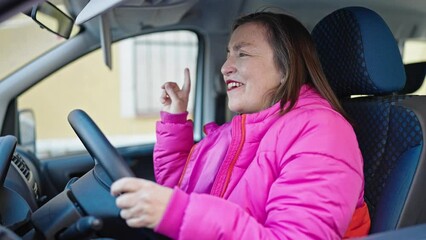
[160,68,191,114]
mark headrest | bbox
[311,7,406,98]
[399,62,426,94]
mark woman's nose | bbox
[221,57,236,76]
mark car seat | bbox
[399,62,426,94]
[311,7,426,234]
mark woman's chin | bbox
[228,103,243,114]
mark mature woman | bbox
[111,12,370,239]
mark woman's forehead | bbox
[228,23,268,48]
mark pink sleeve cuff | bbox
[154,187,189,239]
[160,111,189,124]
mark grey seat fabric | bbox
[311,7,426,233]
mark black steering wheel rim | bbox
[68,109,134,180]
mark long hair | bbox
[233,12,348,119]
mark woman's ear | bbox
[280,71,288,85]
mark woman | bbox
[111,12,370,239]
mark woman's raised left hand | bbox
[110,177,173,229]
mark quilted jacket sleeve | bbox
[153,111,194,187]
[155,109,364,239]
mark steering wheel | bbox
[0,135,17,186]
[67,109,135,180]
[32,109,165,240]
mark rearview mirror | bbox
[31,1,74,39]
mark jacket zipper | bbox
[210,114,246,197]
[177,144,197,188]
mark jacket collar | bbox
[242,84,326,124]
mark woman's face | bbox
[221,22,282,114]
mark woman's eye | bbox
[238,52,248,57]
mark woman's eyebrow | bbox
[231,42,253,51]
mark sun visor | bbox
[75,0,124,25]
[113,0,198,28]
[75,0,198,26]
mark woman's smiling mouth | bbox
[226,80,244,91]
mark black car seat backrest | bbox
[312,7,426,233]
[399,62,426,94]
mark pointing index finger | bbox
[182,68,191,94]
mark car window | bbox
[0,14,66,80]
[403,39,426,94]
[0,5,78,81]
[17,30,199,159]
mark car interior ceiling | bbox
[1,0,426,239]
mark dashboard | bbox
[1,142,42,235]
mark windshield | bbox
[0,10,76,80]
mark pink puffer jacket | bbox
[153,84,369,239]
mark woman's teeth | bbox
[227,82,243,90]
